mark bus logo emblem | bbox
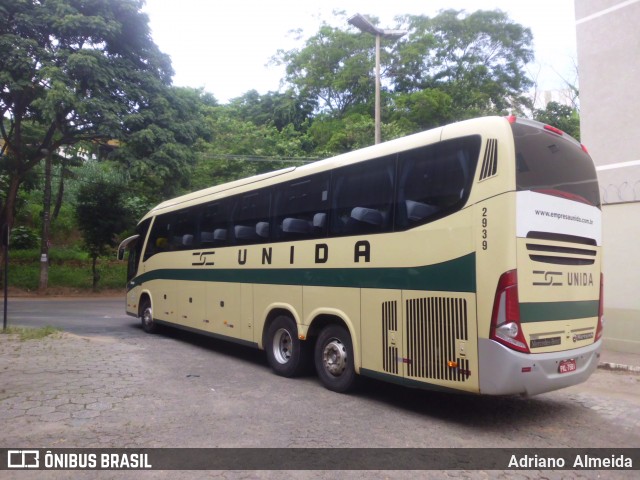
[532,270,563,286]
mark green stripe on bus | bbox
[130,252,476,292]
[520,300,599,322]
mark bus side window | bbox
[201,200,231,246]
[144,213,173,260]
[274,173,330,241]
[396,136,480,229]
[232,190,271,244]
[171,208,199,251]
[330,156,395,236]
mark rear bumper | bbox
[478,338,601,396]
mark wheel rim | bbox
[272,328,293,364]
[322,338,347,377]
[142,307,153,328]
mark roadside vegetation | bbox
[1,325,60,341]
[1,2,580,294]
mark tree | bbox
[192,106,310,190]
[392,10,534,117]
[0,0,172,232]
[273,9,535,149]
[272,19,378,116]
[112,86,215,201]
[75,168,131,290]
[389,88,454,132]
[228,89,315,132]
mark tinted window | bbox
[274,173,330,240]
[201,200,232,246]
[171,209,198,251]
[128,219,151,280]
[512,122,600,207]
[396,135,481,229]
[232,190,271,243]
[331,156,395,236]
[144,213,173,260]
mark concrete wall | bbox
[601,202,640,353]
[576,0,640,353]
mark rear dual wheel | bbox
[314,325,357,393]
[265,315,310,377]
[265,317,357,393]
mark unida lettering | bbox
[567,272,593,287]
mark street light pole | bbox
[348,13,407,144]
[375,32,382,144]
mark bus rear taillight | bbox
[543,124,564,136]
[595,273,604,341]
[490,270,530,353]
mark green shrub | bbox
[10,226,40,250]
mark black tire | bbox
[314,324,357,393]
[265,315,310,377]
[140,298,157,334]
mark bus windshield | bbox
[512,121,601,208]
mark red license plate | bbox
[558,359,577,374]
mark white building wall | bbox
[576,0,640,353]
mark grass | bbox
[7,246,127,292]
[1,325,61,340]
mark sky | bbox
[143,0,578,104]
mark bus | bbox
[118,116,603,396]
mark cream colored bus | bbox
[119,116,603,395]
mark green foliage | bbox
[0,0,173,229]
[10,245,88,263]
[272,9,535,149]
[191,106,312,190]
[534,101,581,140]
[75,167,133,289]
[9,260,125,291]
[273,18,376,115]
[113,86,216,201]
[75,179,131,258]
[390,89,454,133]
[392,10,534,117]
[9,225,39,249]
[228,89,315,132]
[308,113,374,154]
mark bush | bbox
[10,226,40,249]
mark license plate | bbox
[558,359,577,374]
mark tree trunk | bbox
[39,152,53,293]
[52,163,65,221]
[91,254,99,292]
[0,175,21,286]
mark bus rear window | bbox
[511,122,601,208]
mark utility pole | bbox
[39,150,52,293]
[348,14,407,144]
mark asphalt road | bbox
[5,296,133,335]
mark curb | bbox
[598,362,640,374]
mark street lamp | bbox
[348,13,407,144]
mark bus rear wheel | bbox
[140,299,157,334]
[314,324,357,393]
[265,315,309,377]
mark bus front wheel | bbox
[314,325,357,393]
[265,315,309,377]
[140,299,157,334]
